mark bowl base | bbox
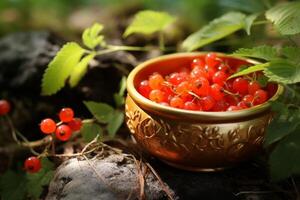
[160,159,228,172]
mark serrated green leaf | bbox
[69,53,96,87]
[269,126,300,181]
[82,23,105,49]
[81,123,102,142]
[84,101,114,123]
[245,13,259,35]
[264,60,300,84]
[107,110,124,138]
[182,12,248,51]
[266,1,300,35]
[228,63,269,79]
[0,170,27,200]
[219,0,266,13]
[282,46,300,63]
[26,158,54,199]
[233,46,278,61]
[123,10,175,37]
[42,42,85,95]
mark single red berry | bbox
[212,100,229,111]
[254,89,268,105]
[138,80,152,98]
[204,65,217,81]
[191,58,205,69]
[0,100,11,116]
[200,96,215,111]
[237,101,249,109]
[168,72,185,86]
[175,81,190,96]
[149,89,167,103]
[170,96,184,109]
[242,95,254,104]
[161,83,174,96]
[218,64,230,73]
[190,67,208,79]
[149,73,164,89]
[224,95,238,106]
[232,77,249,95]
[24,156,41,173]
[59,108,74,122]
[184,101,200,111]
[40,118,56,134]
[55,124,72,141]
[205,53,221,68]
[227,106,240,111]
[266,83,277,97]
[190,77,210,96]
[210,84,225,100]
[248,81,261,95]
[212,71,228,86]
[68,118,82,131]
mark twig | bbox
[133,157,145,200]
[291,176,300,200]
[234,190,289,196]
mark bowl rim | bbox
[127,52,284,121]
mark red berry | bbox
[24,156,41,173]
[138,80,152,98]
[218,64,230,73]
[204,65,217,81]
[175,81,190,96]
[149,89,167,103]
[242,95,254,104]
[224,95,238,106]
[0,100,11,116]
[161,83,174,96]
[205,53,221,68]
[266,83,277,97]
[254,89,268,105]
[212,100,229,111]
[59,108,74,122]
[149,73,164,89]
[232,77,249,95]
[168,73,184,86]
[190,77,210,96]
[191,58,205,69]
[227,106,240,111]
[200,96,215,111]
[248,81,261,95]
[212,71,228,86]
[68,118,82,131]
[210,84,225,100]
[40,118,56,134]
[55,124,72,141]
[190,67,207,79]
[170,96,184,109]
[184,101,200,111]
[237,101,249,109]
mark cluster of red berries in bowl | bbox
[138,53,276,112]
[24,107,82,173]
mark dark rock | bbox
[46,154,176,200]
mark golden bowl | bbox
[125,52,283,172]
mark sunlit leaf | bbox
[228,63,269,79]
[233,46,278,61]
[107,110,124,137]
[82,23,105,49]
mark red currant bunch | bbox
[39,107,82,141]
[0,99,11,116]
[138,53,275,112]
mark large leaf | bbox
[182,12,256,51]
[228,63,269,79]
[107,110,124,138]
[266,1,300,35]
[0,170,27,200]
[244,13,259,35]
[41,42,85,95]
[123,10,175,37]
[264,60,300,84]
[81,123,102,142]
[282,46,300,63]
[26,158,54,199]
[218,0,266,13]
[269,126,300,181]
[233,46,278,61]
[84,101,114,123]
[82,23,105,49]
[69,53,95,87]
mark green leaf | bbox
[82,23,105,49]
[265,111,300,146]
[107,110,124,138]
[84,101,114,123]
[228,63,269,79]
[69,53,96,87]
[0,170,27,200]
[114,94,125,108]
[244,13,259,35]
[219,0,266,13]
[182,12,249,51]
[264,60,300,84]
[81,123,102,142]
[266,1,300,35]
[26,158,54,199]
[269,126,300,181]
[233,46,278,61]
[118,76,127,96]
[123,10,175,37]
[282,46,300,63]
[42,42,85,95]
